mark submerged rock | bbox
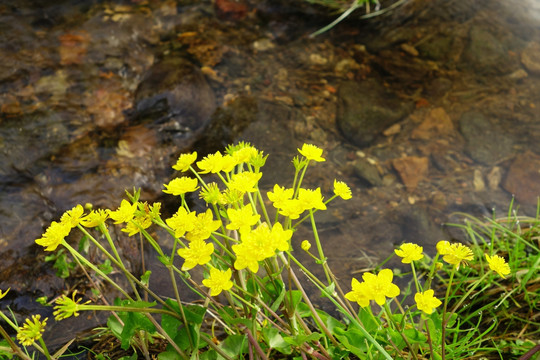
[462,26,518,75]
[336,79,413,147]
[133,56,216,147]
[502,151,540,205]
[521,41,540,75]
[459,111,513,165]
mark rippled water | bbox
[0,0,539,349]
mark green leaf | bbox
[119,311,156,350]
[140,270,151,286]
[219,334,247,358]
[283,332,321,347]
[158,255,170,265]
[161,311,181,340]
[262,327,292,355]
[320,282,336,299]
[0,339,14,359]
[98,259,113,275]
[261,277,285,312]
[199,350,217,360]
[286,290,303,313]
[333,327,367,358]
[357,307,381,333]
[107,314,124,339]
[165,299,206,325]
[158,350,182,360]
[403,328,427,344]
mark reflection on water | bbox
[0,0,539,346]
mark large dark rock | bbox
[336,79,413,147]
[133,56,216,146]
[459,111,513,165]
[502,151,540,206]
[461,26,518,75]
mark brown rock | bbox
[392,156,429,190]
[521,42,540,75]
[411,107,454,140]
[502,151,540,205]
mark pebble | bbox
[383,123,401,136]
[473,169,485,191]
[487,166,502,190]
[400,43,419,56]
[310,53,328,65]
[392,156,429,190]
[253,38,275,52]
[521,42,540,75]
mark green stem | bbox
[37,337,51,360]
[63,241,133,300]
[308,210,331,284]
[98,223,141,300]
[441,266,456,360]
[167,265,194,348]
[411,261,420,293]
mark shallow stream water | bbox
[0,0,539,351]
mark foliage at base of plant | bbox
[0,143,538,360]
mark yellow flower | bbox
[298,144,325,162]
[485,254,511,278]
[199,183,224,205]
[122,214,152,236]
[0,288,9,299]
[267,184,294,209]
[232,242,261,273]
[202,267,233,296]
[166,207,197,238]
[60,204,84,228]
[362,269,400,306]
[301,240,311,252]
[228,172,262,193]
[80,209,109,228]
[177,239,215,271]
[441,243,474,269]
[278,199,304,219]
[185,209,221,242]
[415,289,442,314]
[395,243,424,264]
[53,290,90,320]
[232,223,275,273]
[16,315,47,346]
[108,199,137,224]
[35,221,71,251]
[436,240,452,255]
[333,180,352,200]
[226,206,260,232]
[172,152,197,172]
[163,177,199,196]
[270,222,292,252]
[232,145,258,164]
[298,188,327,211]
[345,278,371,308]
[196,151,235,173]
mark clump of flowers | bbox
[8,141,529,360]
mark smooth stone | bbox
[459,111,513,165]
[336,79,413,147]
[133,56,216,145]
[502,151,540,205]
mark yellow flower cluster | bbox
[437,240,474,269]
[232,223,292,273]
[17,315,47,346]
[395,242,424,264]
[345,269,400,307]
[268,185,327,219]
